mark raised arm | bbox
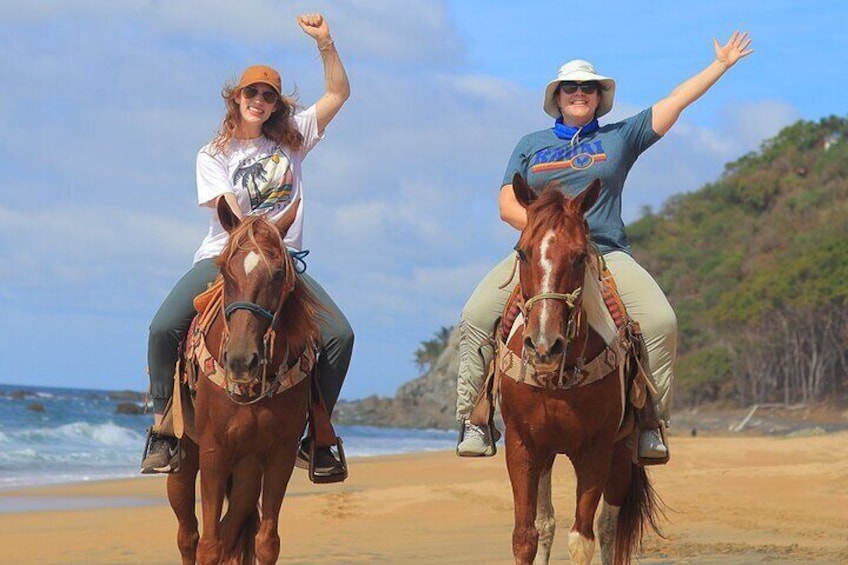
[297,13,351,135]
[652,31,753,136]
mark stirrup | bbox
[634,424,670,467]
[456,421,500,457]
[309,437,348,484]
[140,428,181,474]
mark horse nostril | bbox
[549,336,565,357]
[523,336,536,354]
[228,352,260,374]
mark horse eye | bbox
[514,247,527,262]
[272,269,286,283]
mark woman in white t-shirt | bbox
[142,13,351,479]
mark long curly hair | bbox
[210,81,305,154]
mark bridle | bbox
[221,293,283,405]
[518,256,591,388]
[218,223,309,405]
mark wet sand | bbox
[1,432,846,564]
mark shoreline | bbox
[0,435,846,564]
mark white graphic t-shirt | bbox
[192,105,322,263]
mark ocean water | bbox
[0,383,456,490]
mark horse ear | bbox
[512,173,537,208]
[574,178,601,216]
[217,196,241,234]
[275,198,301,236]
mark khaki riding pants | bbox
[455,251,677,424]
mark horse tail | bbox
[236,506,259,565]
[613,463,664,565]
[224,476,259,565]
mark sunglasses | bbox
[242,85,279,105]
[559,82,600,95]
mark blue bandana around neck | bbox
[552,118,599,143]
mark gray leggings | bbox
[147,258,354,414]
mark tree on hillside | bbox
[414,326,454,374]
[631,115,848,408]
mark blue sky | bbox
[0,1,844,399]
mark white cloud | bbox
[3,1,463,64]
[0,2,814,397]
[441,73,524,102]
[720,99,801,152]
[0,202,200,292]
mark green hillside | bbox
[629,116,848,408]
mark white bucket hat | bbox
[543,59,616,119]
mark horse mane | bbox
[216,215,323,353]
[216,215,284,278]
[277,277,323,354]
[523,188,588,244]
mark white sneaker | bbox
[638,428,668,458]
[457,421,496,457]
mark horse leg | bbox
[219,459,262,563]
[254,440,299,564]
[505,434,542,565]
[167,438,199,565]
[598,442,631,565]
[568,449,614,565]
[597,500,620,565]
[196,445,230,565]
[533,455,556,565]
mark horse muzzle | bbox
[523,332,566,372]
[224,351,263,385]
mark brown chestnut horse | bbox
[167,197,322,564]
[499,174,661,565]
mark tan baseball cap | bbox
[236,65,282,96]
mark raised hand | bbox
[713,31,753,68]
[297,13,330,44]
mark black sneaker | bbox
[295,438,345,477]
[140,430,180,474]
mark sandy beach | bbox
[1,432,846,565]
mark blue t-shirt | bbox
[503,108,660,254]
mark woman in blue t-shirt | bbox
[456,32,753,459]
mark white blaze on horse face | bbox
[243,251,261,276]
[538,230,556,339]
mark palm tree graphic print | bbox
[232,149,294,214]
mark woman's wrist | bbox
[317,37,335,52]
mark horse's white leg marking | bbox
[598,501,620,565]
[567,530,595,565]
[243,251,260,276]
[534,465,556,565]
[538,230,556,346]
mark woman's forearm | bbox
[499,184,527,231]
